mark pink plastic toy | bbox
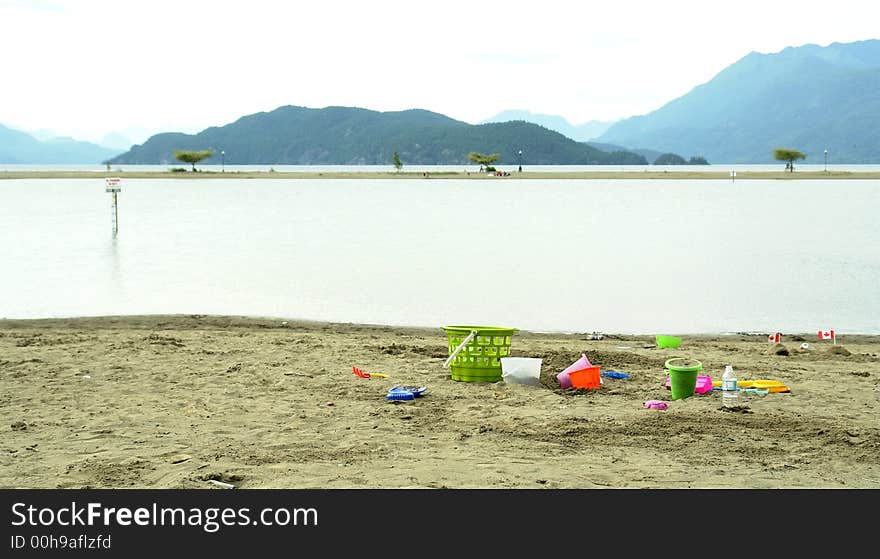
[557,354,592,389]
[665,374,714,394]
[644,400,668,410]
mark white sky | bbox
[1,0,878,145]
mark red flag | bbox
[768,332,781,343]
[818,330,835,340]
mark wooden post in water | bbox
[112,191,118,234]
[105,177,121,236]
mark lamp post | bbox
[518,149,523,172]
[221,150,225,173]
[824,149,827,172]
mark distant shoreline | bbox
[2,314,878,339]
[2,170,879,180]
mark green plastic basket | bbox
[442,325,518,382]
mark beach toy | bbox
[751,380,790,393]
[352,366,389,379]
[644,400,668,410]
[665,374,713,394]
[656,335,682,349]
[569,366,601,389]
[712,385,769,394]
[386,390,415,401]
[602,371,630,379]
[386,386,427,401]
[664,357,702,400]
[557,353,592,389]
[500,357,542,386]
[711,379,790,393]
[442,326,517,382]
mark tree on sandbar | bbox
[467,151,500,172]
[773,148,806,172]
[392,151,403,172]
[174,149,214,172]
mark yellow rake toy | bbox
[352,366,389,379]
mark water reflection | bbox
[104,235,124,301]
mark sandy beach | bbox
[1,315,877,489]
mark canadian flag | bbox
[818,329,835,341]
[768,332,781,343]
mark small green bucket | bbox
[442,325,517,382]
[665,357,702,400]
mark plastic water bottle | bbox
[722,365,738,407]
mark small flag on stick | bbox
[768,332,781,343]
[818,329,836,344]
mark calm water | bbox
[2,177,878,334]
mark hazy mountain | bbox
[596,39,880,164]
[0,123,122,164]
[585,141,663,164]
[99,131,135,151]
[26,128,58,141]
[481,110,616,142]
[0,125,42,163]
[106,105,647,166]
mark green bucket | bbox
[665,357,702,400]
[656,335,682,349]
[442,325,517,382]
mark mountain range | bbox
[479,110,616,142]
[105,108,648,166]
[594,39,880,163]
[0,124,121,164]
[4,39,878,165]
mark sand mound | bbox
[769,343,790,356]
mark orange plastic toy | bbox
[569,366,601,389]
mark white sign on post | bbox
[105,178,121,235]
[105,177,122,192]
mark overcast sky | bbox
[2,0,878,145]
